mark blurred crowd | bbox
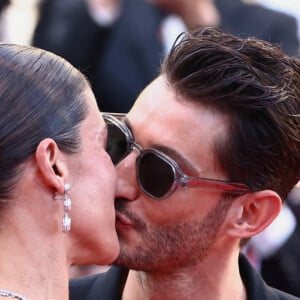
[1,0,300,297]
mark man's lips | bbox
[116,211,133,226]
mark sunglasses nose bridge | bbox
[130,141,142,154]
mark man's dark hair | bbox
[162,27,300,200]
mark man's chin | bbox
[111,253,139,270]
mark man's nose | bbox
[115,152,139,201]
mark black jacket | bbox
[33,0,299,114]
[33,0,164,113]
[216,0,299,57]
[69,255,300,300]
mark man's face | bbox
[114,76,232,271]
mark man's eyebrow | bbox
[124,117,199,175]
[152,144,200,175]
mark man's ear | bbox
[224,190,282,239]
[35,138,67,194]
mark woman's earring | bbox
[55,183,72,233]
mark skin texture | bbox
[115,76,231,271]
[0,87,119,300]
[64,88,120,265]
[113,75,281,300]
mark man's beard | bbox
[114,196,233,272]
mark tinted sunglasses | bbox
[103,113,251,200]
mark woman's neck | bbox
[0,217,70,300]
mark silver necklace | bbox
[0,289,27,300]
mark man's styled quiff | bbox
[162,27,300,200]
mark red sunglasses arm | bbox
[184,178,251,194]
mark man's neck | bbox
[122,253,246,300]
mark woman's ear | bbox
[35,138,67,194]
[224,190,282,239]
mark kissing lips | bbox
[116,211,133,227]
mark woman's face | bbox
[66,89,119,265]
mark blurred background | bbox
[1,0,299,113]
[1,0,300,297]
[2,0,299,51]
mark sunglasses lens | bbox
[106,123,128,165]
[138,152,175,199]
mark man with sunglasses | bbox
[69,27,300,300]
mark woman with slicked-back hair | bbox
[0,43,119,300]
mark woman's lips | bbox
[116,211,133,226]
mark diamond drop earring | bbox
[55,183,72,233]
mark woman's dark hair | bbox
[0,44,89,201]
[162,27,300,200]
